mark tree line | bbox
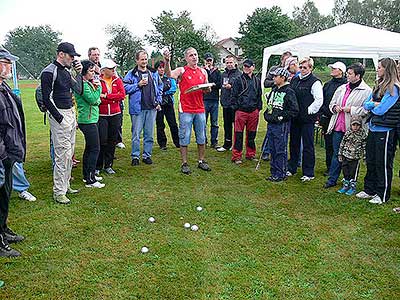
[2,0,400,78]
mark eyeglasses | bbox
[299,66,309,70]
[0,60,12,65]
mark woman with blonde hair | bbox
[357,58,400,204]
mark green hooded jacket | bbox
[75,81,101,124]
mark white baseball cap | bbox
[100,59,118,70]
[328,61,346,74]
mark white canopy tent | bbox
[261,22,400,84]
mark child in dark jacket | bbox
[264,68,299,181]
[337,115,367,195]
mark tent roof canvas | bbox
[262,22,400,82]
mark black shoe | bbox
[0,234,21,257]
[198,160,211,171]
[4,227,24,244]
[181,163,191,175]
[266,176,286,182]
[142,157,153,165]
[324,182,336,189]
[160,146,167,151]
[131,158,140,166]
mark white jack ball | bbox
[196,206,203,212]
[184,222,191,229]
[191,224,199,231]
[148,217,155,223]
[141,246,149,253]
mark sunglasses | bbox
[243,64,253,68]
[299,66,309,69]
[206,59,213,62]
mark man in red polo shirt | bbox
[163,47,211,174]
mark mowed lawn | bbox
[0,80,399,300]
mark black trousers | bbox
[288,122,315,177]
[79,123,100,184]
[0,159,13,233]
[156,102,179,148]
[324,133,333,171]
[117,102,124,143]
[97,114,121,170]
[342,158,360,181]
[222,107,235,149]
[364,130,396,202]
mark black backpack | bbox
[35,63,58,113]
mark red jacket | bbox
[99,75,126,116]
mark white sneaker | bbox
[369,195,383,204]
[83,176,103,183]
[216,146,227,152]
[355,191,375,199]
[286,171,293,177]
[85,181,105,189]
[301,176,315,182]
[116,142,126,149]
[18,190,37,202]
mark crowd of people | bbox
[1,42,400,258]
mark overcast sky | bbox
[0,0,334,57]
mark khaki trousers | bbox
[49,108,76,196]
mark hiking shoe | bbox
[181,163,191,175]
[104,167,116,174]
[53,194,71,204]
[4,228,24,243]
[0,234,21,258]
[233,159,243,165]
[131,158,140,166]
[116,142,126,149]
[18,190,36,202]
[85,181,105,189]
[369,195,383,204]
[4,228,24,244]
[67,187,79,194]
[356,191,375,199]
[142,157,153,165]
[301,176,315,182]
[198,160,211,171]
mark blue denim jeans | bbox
[179,112,206,146]
[131,109,157,159]
[327,131,345,185]
[204,100,219,145]
[0,162,30,192]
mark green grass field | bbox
[0,80,399,299]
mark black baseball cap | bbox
[204,52,213,60]
[0,48,19,61]
[57,42,80,57]
[243,59,255,67]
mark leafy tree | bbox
[105,24,143,75]
[3,25,61,78]
[146,10,217,67]
[237,6,301,69]
[293,0,335,34]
